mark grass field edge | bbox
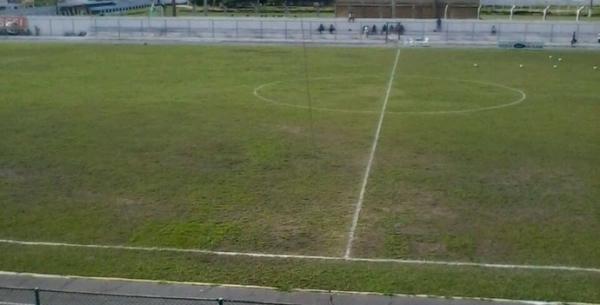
[1,271,598,305]
[1,239,599,274]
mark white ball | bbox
[594,66,598,70]
[558,58,563,62]
[473,63,478,67]
[519,64,524,68]
[553,65,558,69]
[548,55,553,59]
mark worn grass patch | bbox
[0,43,599,302]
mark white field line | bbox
[253,76,527,115]
[0,271,598,305]
[343,47,402,259]
[0,302,32,305]
[1,239,600,273]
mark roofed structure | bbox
[335,0,480,19]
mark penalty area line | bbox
[1,239,600,273]
[344,47,402,259]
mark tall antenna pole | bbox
[300,19,317,155]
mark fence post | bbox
[284,21,287,40]
[235,20,239,38]
[211,19,215,39]
[49,18,53,36]
[34,288,41,305]
[217,298,224,305]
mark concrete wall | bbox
[19,16,600,46]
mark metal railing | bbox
[15,16,600,46]
[0,286,301,305]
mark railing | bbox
[0,286,301,305]
[4,16,600,46]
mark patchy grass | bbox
[1,43,599,302]
[353,49,600,268]
[2,243,600,303]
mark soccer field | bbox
[0,43,599,303]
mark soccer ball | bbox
[553,65,558,69]
[519,64,524,68]
[594,66,598,70]
[548,55,553,59]
[558,58,563,62]
[473,63,478,67]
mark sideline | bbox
[1,239,600,273]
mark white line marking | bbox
[343,47,402,259]
[253,76,527,115]
[1,239,600,273]
[0,302,32,305]
[0,271,597,305]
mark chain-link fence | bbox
[0,286,301,305]
[13,16,600,46]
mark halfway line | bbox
[344,47,401,259]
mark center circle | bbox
[253,75,526,115]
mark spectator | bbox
[571,31,577,47]
[597,32,600,43]
[348,11,355,23]
[491,25,497,35]
[318,23,325,34]
[371,24,377,35]
[435,18,442,32]
[329,24,336,34]
[396,22,405,36]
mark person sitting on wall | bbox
[348,12,355,23]
[571,31,577,47]
[329,24,336,34]
[491,25,497,35]
[371,24,377,35]
[435,18,442,32]
[318,24,325,34]
[382,24,388,35]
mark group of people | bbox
[361,23,405,36]
[317,24,336,34]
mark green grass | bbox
[1,43,600,302]
[2,243,600,302]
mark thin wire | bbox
[300,19,316,155]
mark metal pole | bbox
[391,0,396,18]
[34,288,41,305]
[203,0,207,16]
